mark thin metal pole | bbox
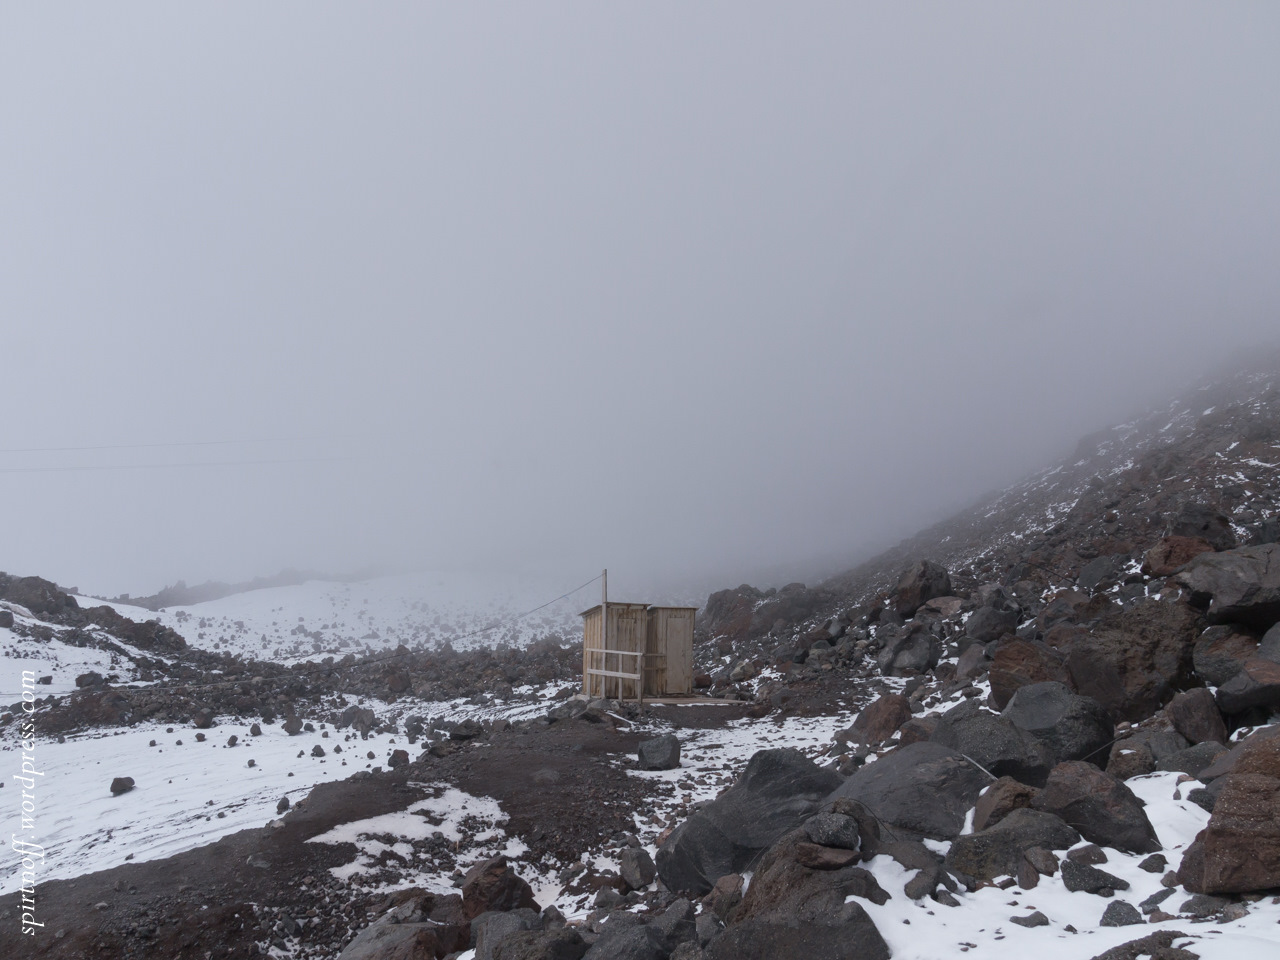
[600,568,607,699]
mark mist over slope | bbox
[3,351,1280,960]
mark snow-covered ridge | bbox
[84,569,597,664]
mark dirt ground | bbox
[1,704,754,960]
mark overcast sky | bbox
[2,4,1279,599]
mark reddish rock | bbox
[988,638,1070,711]
[1179,740,1280,894]
[460,856,539,920]
[1196,725,1280,782]
[972,777,1039,832]
[1165,688,1227,745]
[1143,536,1215,578]
[845,693,912,745]
[704,872,744,920]
[793,842,861,870]
[1106,739,1155,780]
[1065,600,1203,722]
[896,717,938,746]
[893,560,952,618]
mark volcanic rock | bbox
[1143,536,1215,578]
[1165,687,1228,745]
[1031,762,1160,854]
[930,699,1054,786]
[1002,682,1113,767]
[656,748,841,895]
[945,808,1079,887]
[829,741,988,841]
[638,734,681,771]
[1175,543,1280,629]
[893,560,952,618]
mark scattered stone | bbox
[638,734,681,771]
[109,777,134,796]
[1060,859,1128,895]
[1099,901,1144,927]
[1067,844,1108,865]
[619,848,656,891]
[1139,888,1174,914]
[1179,893,1230,917]
[1138,854,1168,873]
[1009,910,1049,928]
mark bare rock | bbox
[1031,762,1161,854]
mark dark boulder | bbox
[945,808,1079,887]
[1164,687,1227,745]
[1077,555,1128,594]
[1002,682,1113,767]
[875,622,940,677]
[893,560,952,618]
[703,830,891,960]
[965,605,1020,644]
[1215,658,1280,716]
[0,574,78,617]
[474,910,543,960]
[1030,762,1160,854]
[462,856,539,920]
[110,777,135,796]
[655,749,841,896]
[638,734,681,771]
[930,699,1055,786]
[1099,901,1144,927]
[1060,858,1129,895]
[1175,543,1280,629]
[703,914,889,960]
[1193,625,1259,686]
[1259,621,1280,662]
[971,776,1039,832]
[619,848,656,891]
[493,928,588,960]
[1171,501,1237,552]
[581,924,669,960]
[1153,742,1228,779]
[828,741,988,841]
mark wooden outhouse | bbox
[580,601,698,700]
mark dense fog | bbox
[3,4,1278,599]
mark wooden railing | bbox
[584,647,645,703]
